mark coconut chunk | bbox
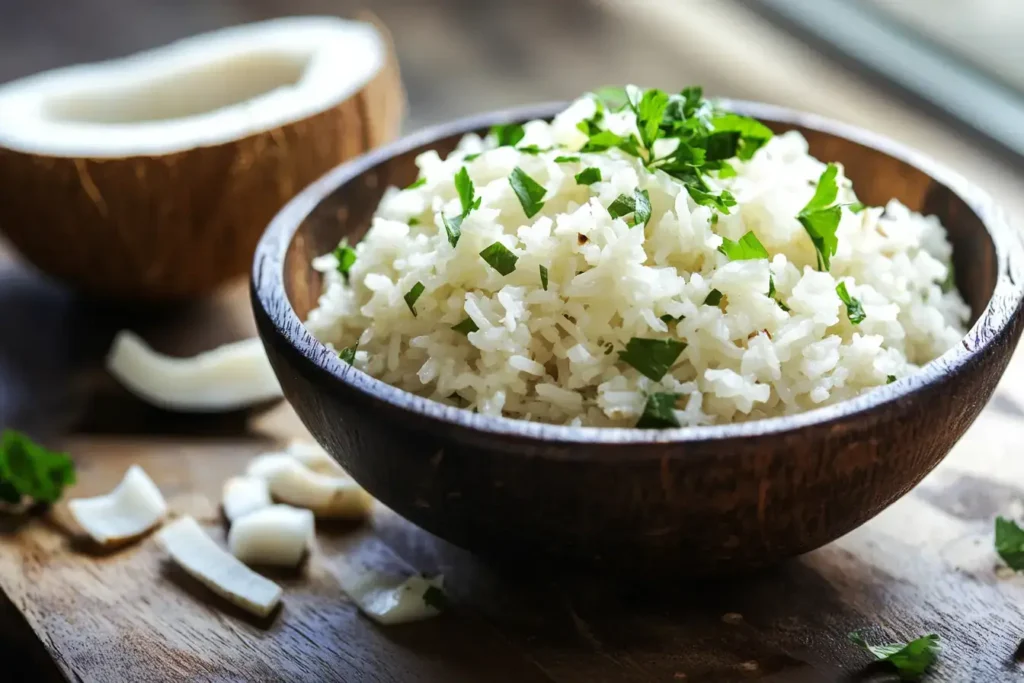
[334,561,445,625]
[158,516,282,618]
[245,453,297,480]
[221,476,272,523]
[106,331,281,412]
[228,505,314,567]
[263,459,373,519]
[285,440,346,476]
[68,465,167,546]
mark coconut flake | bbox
[333,560,445,625]
[263,459,373,519]
[68,465,167,546]
[228,504,314,567]
[158,516,282,618]
[222,476,272,523]
[285,441,346,476]
[106,331,281,412]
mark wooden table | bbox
[3,1,1024,681]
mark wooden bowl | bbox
[252,102,1024,576]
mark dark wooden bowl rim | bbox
[253,101,1024,451]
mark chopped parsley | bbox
[887,375,897,384]
[607,193,636,218]
[996,516,1024,570]
[717,162,738,179]
[575,167,602,185]
[634,189,652,227]
[540,265,549,290]
[0,430,75,505]
[509,167,547,218]
[451,318,479,335]
[941,264,956,293]
[768,275,790,311]
[480,242,519,276]
[464,152,481,162]
[704,289,724,307]
[406,177,426,190]
[408,217,421,226]
[618,337,687,381]
[607,189,651,227]
[660,314,683,324]
[332,241,357,282]
[404,282,425,316]
[338,346,357,365]
[517,145,549,155]
[554,155,581,163]
[797,164,842,270]
[490,123,526,147]
[718,231,768,261]
[848,201,866,214]
[442,167,482,247]
[636,393,682,429]
[849,632,940,681]
[836,282,866,324]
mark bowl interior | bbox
[281,107,996,333]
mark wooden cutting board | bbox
[1,256,1024,683]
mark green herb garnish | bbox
[338,346,357,365]
[848,201,866,214]
[636,393,682,429]
[660,314,683,324]
[442,167,482,247]
[540,265,549,290]
[404,282,425,316]
[704,289,724,307]
[0,430,75,505]
[618,338,687,381]
[941,264,956,294]
[332,241,357,282]
[718,231,768,261]
[849,632,940,681]
[406,177,426,190]
[607,194,636,218]
[887,375,897,384]
[717,162,738,179]
[575,167,602,186]
[768,275,790,312]
[996,516,1024,570]
[797,164,842,271]
[480,242,519,276]
[634,189,652,227]
[554,155,581,163]
[509,167,547,218]
[490,123,526,147]
[464,153,481,162]
[836,282,866,324]
[452,318,479,335]
[517,145,549,155]
[408,217,421,226]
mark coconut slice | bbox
[228,505,314,567]
[263,459,373,519]
[222,476,273,523]
[106,331,282,412]
[285,440,346,476]
[245,452,297,480]
[68,465,167,546]
[0,16,403,300]
[158,516,282,618]
[332,558,445,625]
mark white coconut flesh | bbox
[106,331,282,412]
[158,516,282,618]
[222,476,273,523]
[228,504,314,568]
[332,555,445,626]
[68,465,167,546]
[0,16,388,157]
[262,459,373,519]
[285,440,347,476]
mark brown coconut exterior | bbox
[0,32,404,301]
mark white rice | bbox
[305,95,969,427]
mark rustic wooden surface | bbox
[2,250,1024,683]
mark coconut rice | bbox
[305,90,969,428]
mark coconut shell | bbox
[0,26,404,301]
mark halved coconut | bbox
[0,16,403,300]
[106,331,282,412]
[68,465,167,546]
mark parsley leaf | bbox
[408,217,421,226]
[452,318,479,335]
[509,167,546,218]
[406,177,426,190]
[442,167,482,247]
[849,632,940,681]
[0,430,75,505]
[618,338,687,381]
[591,85,629,111]
[554,155,581,163]
[996,516,1024,570]
[768,275,790,312]
[836,282,866,324]
[636,88,670,150]
[704,289,724,307]
[332,241,357,281]
[941,264,956,293]
[718,231,768,260]
[797,164,842,270]
[848,201,866,214]
[607,194,636,218]
[517,145,549,155]
[575,167,602,185]
[636,393,682,429]
[709,113,775,161]
[717,162,738,179]
[463,152,481,162]
[887,375,897,384]
[404,282,425,316]
[442,214,464,248]
[338,346,357,365]
[634,189,652,227]
[660,314,683,324]
[540,265,549,290]
[490,123,525,147]
[480,242,519,276]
